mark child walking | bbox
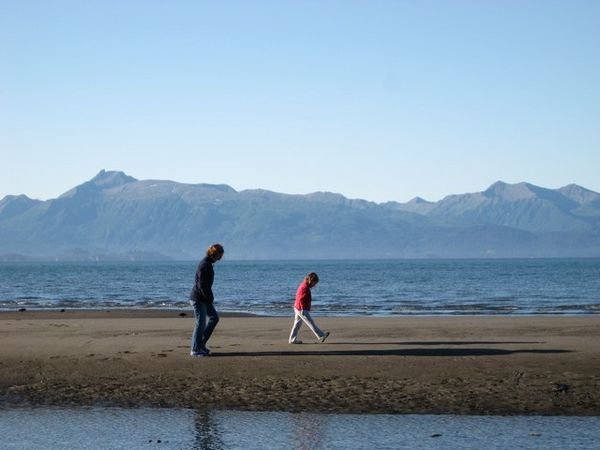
[288,272,330,344]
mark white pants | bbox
[289,308,324,342]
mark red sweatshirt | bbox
[294,280,312,311]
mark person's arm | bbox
[196,261,214,302]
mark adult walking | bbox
[190,243,224,357]
[288,272,330,344]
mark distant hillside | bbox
[386,181,600,232]
[1,170,599,260]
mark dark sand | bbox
[1,310,598,414]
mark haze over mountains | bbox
[1,170,599,260]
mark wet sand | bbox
[1,310,598,415]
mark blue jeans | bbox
[191,301,219,353]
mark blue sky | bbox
[1,1,599,203]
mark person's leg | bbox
[289,308,303,343]
[297,309,325,339]
[191,301,207,354]
[201,302,220,350]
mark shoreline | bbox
[0,309,257,319]
[3,308,599,318]
[1,311,599,415]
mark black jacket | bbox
[190,256,215,304]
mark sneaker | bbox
[319,331,330,343]
[190,351,206,358]
[289,340,303,344]
[201,346,211,356]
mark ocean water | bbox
[0,259,599,315]
[1,407,599,450]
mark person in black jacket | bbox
[190,243,224,357]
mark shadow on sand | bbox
[214,345,571,358]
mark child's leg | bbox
[297,309,325,339]
[289,308,303,343]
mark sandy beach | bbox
[0,310,598,415]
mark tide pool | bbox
[1,407,599,449]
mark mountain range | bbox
[1,170,600,260]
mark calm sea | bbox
[1,259,599,315]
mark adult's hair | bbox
[206,243,225,259]
[305,272,319,284]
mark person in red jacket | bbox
[288,272,330,344]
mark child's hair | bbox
[206,243,225,259]
[305,272,319,285]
